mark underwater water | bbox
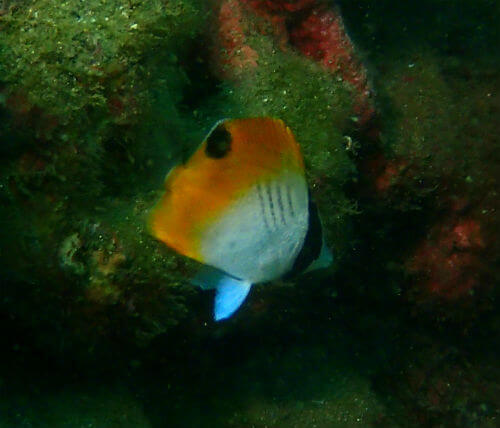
[0,0,499,427]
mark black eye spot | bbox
[205,123,232,158]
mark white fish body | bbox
[200,171,309,284]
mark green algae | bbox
[378,50,482,189]
[0,0,207,203]
[0,0,204,125]
[341,0,500,209]
[0,0,210,357]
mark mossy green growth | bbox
[377,49,496,200]
[380,51,460,169]
[0,0,204,127]
[0,0,210,357]
[74,195,200,345]
[0,0,208,207]
[0,190,201,358]
[218,36,359,263]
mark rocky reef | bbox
[0,1,498,427]
[0,0,369,362]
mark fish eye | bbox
[205,123,232,158]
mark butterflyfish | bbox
[149,117,332,321]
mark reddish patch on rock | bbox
[451,219,484,250]
[359,154,409,195]
[375,159,408,193]
[212,0,259,79]
[290,8,374,125]
[407,216,485,299]
[5,91,59,139]
[18,151,47,173]
[106,92,139,124]
[107,96,125,118]
[6,92,32,114]
[242,0,316,14]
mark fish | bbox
[149,117,332,321]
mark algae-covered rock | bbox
[0,0,365,363]
[337,1,500,321]
[0,0,362,360]
[0,2,498,428]
[0,0,203,125]
[370,49,499,311]
[0,0,209,357]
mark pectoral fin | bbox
[214,276,252,321]
[192,267,252,321]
